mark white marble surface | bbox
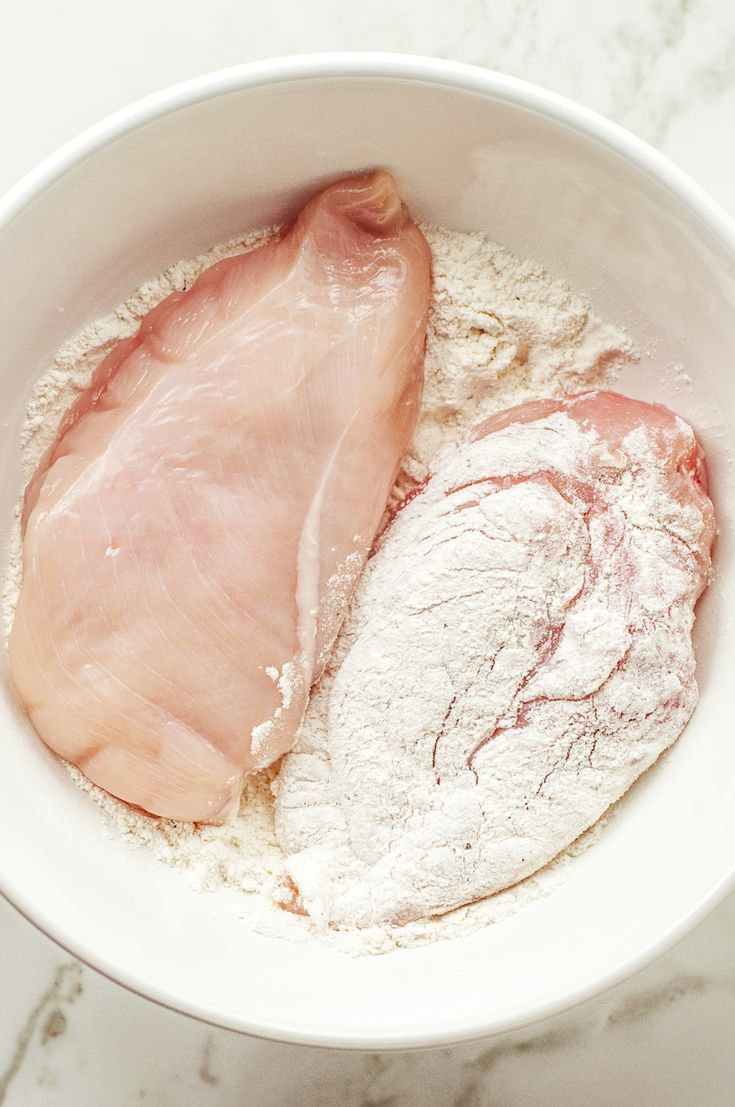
[2,1,735,1103]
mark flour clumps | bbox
[410,226,632,470]
[4,223,635,954]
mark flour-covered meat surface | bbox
[274,391,715,927]
[10,171,431,823]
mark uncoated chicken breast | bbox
[11,171,431,822]
[274,391,715,927]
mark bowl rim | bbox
[2,51,735,1051]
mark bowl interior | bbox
[1,61,734,1047]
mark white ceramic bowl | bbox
[1,53,734,1050]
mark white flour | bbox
[411,228,630,471]
[3,222,634,955]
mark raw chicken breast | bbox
[274,391,715,927]
[11,171,431,822]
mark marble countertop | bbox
[2,1,735,1103]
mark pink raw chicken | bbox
[274,391,715,928]
[10,171,431,822]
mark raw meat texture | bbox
[274,391,715,927]
[10,171,431,822]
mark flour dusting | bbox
[3,222,634,955]
[275,397,712,929]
